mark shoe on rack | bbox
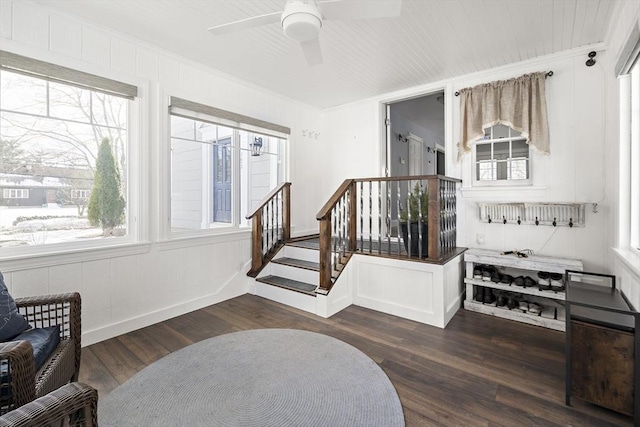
[524,276,537,288]
[496,293,508,307]
[491,270,502,283]
[473,265,483,280]
[506,295,519,310]
[483,286,496,304]
[528,302,542,315]
[518,301,529,312]
[500,274,514,286]
[537,271,551,287]
[514,276,525,287]
[474,286,484,302]
[482,266,494,282]
[549,273,564,291]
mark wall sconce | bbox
[398,133,408,143]
[250,137,263,157]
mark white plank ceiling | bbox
[25,0,620,109]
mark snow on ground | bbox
[0,205,106,247]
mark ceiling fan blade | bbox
[300,38,323,66]
[319,0,402,21]
[207,12,282,35]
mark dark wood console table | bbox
[564,270,639,425]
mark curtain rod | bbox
[454,71,553,96]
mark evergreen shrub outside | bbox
[88,138,126,236]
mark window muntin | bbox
[475,124,529,182]
[0,69,130,249]
[169,113,285,234]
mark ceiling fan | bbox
[207,0,402,66]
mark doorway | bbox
[385,91,445,178]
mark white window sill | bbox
[0,242,152,272]
[612,247,640,280]
[460,185,547,199]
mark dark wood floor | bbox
[80,294,634,426]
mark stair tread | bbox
[257,275,317,295]
[272,257,319,271]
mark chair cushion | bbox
[0,272,30,342]
[11,326,61,371]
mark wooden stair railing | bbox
[316,179,357,294]
[316,175,462,293]
[246,182,291,277]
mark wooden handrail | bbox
[353,175,462,183]
[246,182,291,220]
[247,182,291,277]
[316,179,354,220]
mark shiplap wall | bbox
[0,0,321,345]
[321,46,613,273]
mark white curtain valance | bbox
[457,72,550,161]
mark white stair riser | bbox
[254,282,317,314]
[279,246,319,263]
[270,263,319,286]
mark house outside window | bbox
[169,98,288,235]
[3,189,29,199]
[0,51,137,252]
[474,124,529,184]
[71,189,91,199]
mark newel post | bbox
[250,212,263,274]
[318,217,332,292]
[348,181,357,251]
[282,184,291,241]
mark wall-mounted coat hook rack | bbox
[479,203,585,227]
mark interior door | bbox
[408,134,423,175]
[213,138,232,223]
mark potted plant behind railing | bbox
[399,182,428,257]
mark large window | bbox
[169,98,287,234]
[475,124,529,183]
[617,27,640,254]
[0,51,137,251]
[629,60,639,251]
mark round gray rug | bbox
[99,329,404,426]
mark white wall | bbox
[321,46,616,273]
[0,0,321,345]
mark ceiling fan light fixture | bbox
[281,2,322,42]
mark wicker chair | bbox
[0,293,81,415]
[0,382,97,427]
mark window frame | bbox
[163,94,289,241]
[0,52,146,262]
[472,124,531,187]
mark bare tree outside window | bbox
[0,70,128,247]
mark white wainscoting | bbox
[350,254,464,328]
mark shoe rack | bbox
[463,248,583,331]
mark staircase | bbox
[255,237,321,297]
